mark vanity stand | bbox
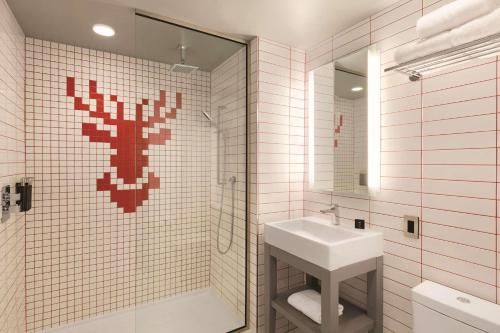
[264,243,383,333]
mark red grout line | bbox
[382,274,417,289]
[496,56,499,303]
[384,263,421,279]
[381,188,497,202]
[382,130,495,139]
[381,59,497,91]
[420,221,495,238]
[384,288,411,303]
[383,147,496,153]
[306,33,369,65]
[422,262,497,287]
[371,0,414,21]
[417,234,494,252]
[23,35,28,333]
[372,220,496,246]
[384,251,421,264]
[386,162,496,166]
[421,111,497,123]
[421,248,496,269]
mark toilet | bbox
[412,281,500,333]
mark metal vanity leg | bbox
[367,256,383,333]
[265,244,277,333]
[321,271,339,333]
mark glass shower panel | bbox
[133,14,247,333]
[11,0,247,331]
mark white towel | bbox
[287,289,344,324]
[416,0,500,39]
[450,7,500,46]
[394,7,500,64]
[394,31,453,64]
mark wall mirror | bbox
[308,46,380,195]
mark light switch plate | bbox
[404,215,419,239]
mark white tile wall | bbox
[24,38,212,332]
[304,0,500,331]
[248,37,306,332]
[0,0,25,332]
[5,0,500,331]
[209,46,247,321]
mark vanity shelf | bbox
[264,243,383,333]
[272,286,374,333]
[384,32,500,81]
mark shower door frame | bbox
[134,10,250,333]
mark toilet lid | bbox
[412,281,500,333]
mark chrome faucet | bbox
[320,204,340,225]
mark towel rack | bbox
[385,32,500,81]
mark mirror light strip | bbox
[368,45,381,191]
[308,71,315,187]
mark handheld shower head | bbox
[202,109,225,132]
[202,111,221,132]
[202,111,214,122]
[202,110,215,125]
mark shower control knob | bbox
[1,185,11,223]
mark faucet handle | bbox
[320,204,340,225]
[320,205,337,214]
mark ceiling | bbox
[7,0,245,71]
[9,0,399,57]
[102,0,398,49]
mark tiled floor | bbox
[42,289,245,333]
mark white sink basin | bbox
[264,217,383,271]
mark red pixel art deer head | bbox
[66,77,182,213]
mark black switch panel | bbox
[355,219,365,229]
[15,178,33,213]
[404,215,419,239]
[407,220,414,233]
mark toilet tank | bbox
[412,281,500,333]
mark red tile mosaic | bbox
[66,77,182,212]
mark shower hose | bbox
[216,132,236,255]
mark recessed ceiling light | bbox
[93,24,115,37]
[351,86,364,92]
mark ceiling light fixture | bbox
[93,24,115,37]
[351,86,364,92]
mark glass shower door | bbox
[132,13,247,333]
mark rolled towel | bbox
[394,31,453,64]
[416,0,500,39]
[450,7,500,46]
[287,289,344,324]
[394,6,500,65]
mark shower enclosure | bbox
[11,0,248,332]
[132,13,248,333]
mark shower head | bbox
[171,45,199,74]
[171,63,199,74]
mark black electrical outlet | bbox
[355,219,365,229]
